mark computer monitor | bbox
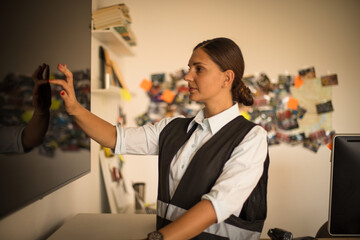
[0,0,91,219]
[328,134,360,236]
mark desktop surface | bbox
[49,213,360,240]
[48,213,156,240]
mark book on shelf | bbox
[93,14,127,28]
[113,25,137,46]
[92,4,130,30]
[99,46,114,89]
[92,4,131,24]
[92,3,137,46]
[111,59,128,90]
[93,15,127,30]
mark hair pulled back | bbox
[194,38,253,106]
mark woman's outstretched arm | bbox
[50,64,117,148]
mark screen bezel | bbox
[328,134,360,236]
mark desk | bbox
[48,213,156,240]
[48,214,360,240]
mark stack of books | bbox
[92,4,137,46]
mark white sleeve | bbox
[0,126,25,154]
[113,116,182,155]
[202,125,268,223]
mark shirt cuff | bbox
[113,122,125,155]
[201,194,233,223]
[16,126,26,153]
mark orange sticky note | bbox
[287,97,299,110]
[294,75,304,89]
[140,79,152,91]
[327,140,333,150]
[161,89,176,103]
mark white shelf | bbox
[91,85,122,96]
[92,28,134,56]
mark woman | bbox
[50,37,269,240]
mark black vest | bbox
[157,116,269,239]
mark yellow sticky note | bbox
[287,97,299,110]
[21,110,33,123]
[50,98,62,110]
[102,147,114,158]
[120,88,131,101]
[240,111,251,120]
[161,89,176,103]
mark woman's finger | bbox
[50,79,71,93]
[49,79,67,88]
[34,79,49,87]
[39,63,47,80]
[49,79,74,98]
[44,64,50,80]
[57,63,73,84]
[32,65,42,81]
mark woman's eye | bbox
[196,67,203,73]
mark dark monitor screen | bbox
[0,0,91,218]
[329,134,360,236]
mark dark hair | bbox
[194,37,254,106]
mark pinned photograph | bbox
[290,132,306,145]
[148,84,162,102]
[298,66,316,79]
[316,100,333,114]
[170,69,186,81]
[275,131,291,143]
[278,74,294,93]
[135,112,150,126]
[255,73,274,93]
[268,133,280,146]
[303,139,321,153]
[151,73,165,84]
[277,110,299,130]
[295,106,307,119]
[243,75,256,88]
[253,97,268,107]
[309,129,326,142]
[321,74,338,86]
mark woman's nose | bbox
[184,71,192,82]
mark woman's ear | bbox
[223,70,235,87]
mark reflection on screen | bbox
[0,0,91,218]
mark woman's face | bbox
[184,48,228,104]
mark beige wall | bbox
[116,0,360,238]
[0,0,359,239]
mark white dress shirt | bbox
[114,103,268,223]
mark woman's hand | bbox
[49,63,81,115]
[49,63,117,148]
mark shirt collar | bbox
[187,103,241,135]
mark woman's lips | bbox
[188,86,197,93]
